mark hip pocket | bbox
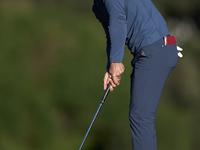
[166,44,178,68]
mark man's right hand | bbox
[103,63,125,92]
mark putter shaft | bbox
[79,103,102,150]
[79,83,111,150]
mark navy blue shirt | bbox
[93,0,169,68]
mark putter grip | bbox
[101,82,111,104]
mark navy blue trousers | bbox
[129,38,178,150]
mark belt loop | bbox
[164,36,166,46]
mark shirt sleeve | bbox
[103,0,127,63]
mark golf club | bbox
[79,82,111,150]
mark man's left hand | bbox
[109,63,125,90]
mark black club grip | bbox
[101,82,111,104]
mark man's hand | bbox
[103,63,125,92]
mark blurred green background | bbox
[0,0,200,150]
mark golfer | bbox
[93,0,179,150]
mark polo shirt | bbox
[93,0,169,66]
